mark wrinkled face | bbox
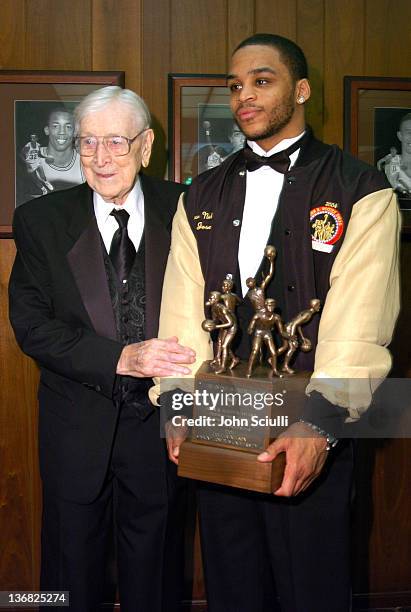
[44,111,75,152]
[398,119,411,155]
[228,45,304,149]
[79,101,154,205]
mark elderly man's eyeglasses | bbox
[74,128,148,157]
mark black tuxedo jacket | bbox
[9,175,185,504]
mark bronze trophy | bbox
[177,246,320,494]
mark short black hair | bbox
[233,33,308,82]
[46,105,73,124]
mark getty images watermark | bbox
[160,377,411,439]
[170,388,289,429]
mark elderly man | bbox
[160,34,400,612]
[9,86,194,611]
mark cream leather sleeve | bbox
[306,188,401,420]
[149,194,213,405]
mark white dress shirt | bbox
[238,132,305,295]
[93,179,144,254]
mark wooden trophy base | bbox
[175,360,305,494]
[178,440,286,494]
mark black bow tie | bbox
[243,135,305,173]
[109,208,136,282]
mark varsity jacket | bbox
[158,129,400,423]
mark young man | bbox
[40,107,85,190]
[160,34,400,611]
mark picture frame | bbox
[168,74,245,184]
[0,70,125,238]
[343,76,411,229]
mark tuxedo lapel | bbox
[140,174,174,339]
[66,185,117,341]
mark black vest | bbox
[103,235,152,407]
[104,234,145,344]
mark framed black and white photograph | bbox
[0,70,124,237]
[195,103,245,175]
[15,101,83,208]
[343,76,411,223]
[374,108,411,201]
[168,74,245,183]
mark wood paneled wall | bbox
[1,0,411,605]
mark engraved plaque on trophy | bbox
[177,246,319,494]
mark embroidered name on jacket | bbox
[194,210,213,230]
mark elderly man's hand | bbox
[165,419,188,465]
[257,421,328,497]
[116,336,195,378]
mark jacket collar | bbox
[66,183,117,340]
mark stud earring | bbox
[297,96,305,104]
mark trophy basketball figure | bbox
[201,246,320,377]
[281,299,321,374]
[246,298,286,378]
[202,290,240,375]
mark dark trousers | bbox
[198,441,353,612]
[40,404,181,612]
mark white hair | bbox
[74,86,151,135]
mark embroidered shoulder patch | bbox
[310,205,344,253]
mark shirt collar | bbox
[93,178,143,225]
[247,130,306,157]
